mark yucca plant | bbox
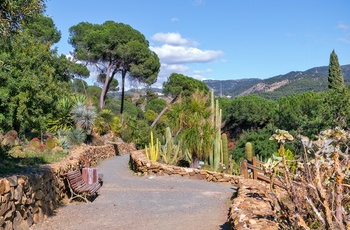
[71,100,97,134]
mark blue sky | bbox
[45,0,350,88]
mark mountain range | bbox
[204,64,350,100]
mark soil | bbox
[30,154,236,230]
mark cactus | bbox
[222,133,229,168]
[45,137,56,150]
[29,138,42,150]
[245,142,253,162]
[209,89,215,167]
[145,131,159,162]
[213,100,222,171]
[160,127,180,165]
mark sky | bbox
[45,0,350,88]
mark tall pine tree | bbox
[328,50,344,90]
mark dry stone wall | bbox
[129,150,241,185]
[0,142,135,230]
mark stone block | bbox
[6,176,17,187]
[13,184,23,202]
[0,180,10,195]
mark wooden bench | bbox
[65,170,101,203]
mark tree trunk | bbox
[190,156,199,169]
[151,96,178,127]
[120,70,126,114]
[100,65,113,110]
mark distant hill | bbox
[204,64,350,100]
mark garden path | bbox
[30,154,235,230]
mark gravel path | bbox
[31,154,236,230]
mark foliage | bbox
[167,91,213,167]
[232,126,278,163]
[0,0,45,37]
[224,95,278,136]
[321,88,350,129]
[328,50,344,90]
[105,99,143,119]
[93,109,121,136]
[0,32,72,134]
[68,20,160,113]
[120,117,151,149]
[162,73,209,98]
[22,14,61,44]
[47,96,75,133]
[145,98,167,114]
[277,92,325,138]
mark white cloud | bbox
[337,22,350,44]
[151,44,223,64]
[337,22,349,31]
[338,38,350,44]
[171,17,179,22]
[193,68,212,75]
[149,32,223,88]
[151,32,195,46]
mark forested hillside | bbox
[205,64,350,99]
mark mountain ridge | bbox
[204,64,350,99]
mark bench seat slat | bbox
[65,170,102,203]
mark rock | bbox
[0,179,10,195]
[6,176,17,187]
[248,219,257,225]
[35,190,45,200]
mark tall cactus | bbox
[145,131,159,162]
[245,142,253,162]
[222,133,229,168]
[209,89,215,167]
[213,99,222,171]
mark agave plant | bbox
[66,128,87,146]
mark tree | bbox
[0,0,45,37]
[328,50,344,90]
[151,73,209,127]
[68,21,160,113]
[0,33,72,133]
[224,95,277,137]
[277,92,325,137]
[22,14,61,45]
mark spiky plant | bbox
[66,128,87,146]
[71,100,97,134]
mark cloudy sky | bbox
[46,0,350,88]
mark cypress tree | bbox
[328,50,344,90]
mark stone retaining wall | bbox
[229,179,279,229]
[129,150,240,185]
[0,142,135,230]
